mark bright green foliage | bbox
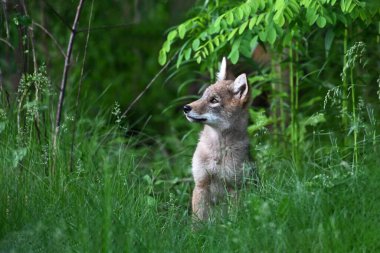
[159,0,380,66]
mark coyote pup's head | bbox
[183,57,251,130]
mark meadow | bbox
[1,0,380,252]
[1,108,380,252]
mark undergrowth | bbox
[1,103,379,252]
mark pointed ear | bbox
[216,57,227,81]
[232,74,249,99]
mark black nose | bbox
[183,105,192,113]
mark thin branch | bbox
[0,38,14,50]
[41,0,136,34]
[94,52,178,155]
[76,22,136,33]
[70,0,94,172]
[121,51,179,118]
[53,0,85,151]
[40,0,73,32]
[33,22,66,58]
[29,27,38,71]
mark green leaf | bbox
[146,196,157,207]
[295,112,324,142]
[316,16,327,28]
[248,109,272,134]
[341,0,353,12]
[249,75,269,83]
[227,12,234,25]
[289,0,300,14]
[267,26,277,45]
[200,32,207,40]
[274,0,285,11]
[306,7,318,25]
[239,21,249,34]
[274,13,285,26]
[256,13,265,24]
[303,113,326,126]
[196,56,202,64]
[214,37,220,47]
[219,34,226,43]
[192,39,200,51]
[158,49,167,66]
[228,39,241,64]
[184,47,192,60]
[12,148,27,168]
[210,17,222,34]
[347,1,356,12]
[208,41,215,52]
[176,51,184,68]
[340,0,346,12]
[250,35,258,49]
[229,49,240,64]
[249,16,257,29]
[302,0,311,8]
[258,0,266,10]
[259,29,267,42]
[237,7,244,20]
[215,16,222,28]
[227,28,238,41]
[167,30,177,41]
[178,24,186,39]
[242,4,251,16]
[162,40,171,53]
[143,174,153,185]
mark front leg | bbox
[192,181,210,221]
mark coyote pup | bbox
[183,57,252,221]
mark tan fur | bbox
[184,58,251,221]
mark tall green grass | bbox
[1,106,379,252]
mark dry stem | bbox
[52,0,85,174]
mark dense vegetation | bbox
[1,0,379,252]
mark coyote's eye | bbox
[210,97,219,104]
